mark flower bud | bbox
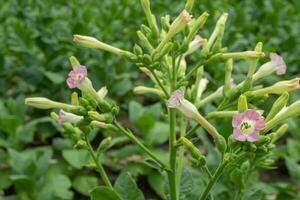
[69,56,81,68]
[269,123,288,142]
[266,92,289,122]
[221,51,265,60]
[140,0,159,37]
[184,35,205,56]
[73,35,123,55]
[185,12,208,44]
[133,44,143,55]
[202,13,228,56]
[153,42,173,61]
[91,121,118,131]
[133,86,164,97]
[184,0,194,12]
[249,78,300,97]
[155,10,192,53]
[25,97,78,110]
[214,135,227,153]
[137,31,154,52]
[58,109,84,124]
[223,59,233,97]
[180,137,204,160]
[74,140,87,149]
[88,111,113,123]
[237,95,248,112]
[196,78,208,99]
[97,86,108,99]
[71,92,79,106]
[98,136,112,152]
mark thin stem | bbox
[114,121,170,171]
[167,108,178,200]
[149,68,169,98]
[176,116,187,197]
[85,136,113,189]
[202,166,213,179]
[199,161,228,200]
[234,190,243,200]
[185,124,201,138]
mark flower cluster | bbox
[24,0,300,199]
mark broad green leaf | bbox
[73,175,98,196]
[90,186,122,200]
[147,171,166,199]
[285,157,300,182]
[62,149,89,169]
[114,172,144,200]
[43,71,65,84]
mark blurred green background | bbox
[0,0,300,199]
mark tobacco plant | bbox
[25,0,300,199]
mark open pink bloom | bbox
[58,109,83,124]
[67,65,87,88]
[232,109,265,142]
[269,53,286,75]
[168,90,185,108]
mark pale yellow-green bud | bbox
[97,86,108,99]
[133,86,164,97]
[25,97,78,110]
[73,35,123,55]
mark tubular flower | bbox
[269,53,286,75]
[232,109,265,142]
[58,109,83,124]
[168,89,199,119]
[67,65,87,88]
[185,35,204,55]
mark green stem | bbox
[114,121,170,171]
[199,161,227,200]
[149,68,169,98]
[202,166,213,179]
[85,136,113,189]
[176,116,187,197]
[167,108,178,200]
[234,190,243,200]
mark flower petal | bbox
[233,129,247,141]
[246,131,260,142]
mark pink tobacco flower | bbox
[232,109,265,142]
[168,90,200,119]
[67,65,87,89]
[58,109,83,124]
[269,53,286,75]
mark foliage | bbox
[1,0,300,199]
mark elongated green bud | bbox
[185,12,209,44]
[91,121,118,131]
[71,92,79,106]
[137,31,154,52]
[25,97,79,110]
[88,111,113,123]
[214,135,227,153]
[98,136,112,153]
[201,13,228,56]
[161,15,170,32]
[223,59,233,97]
[238,95,248,112]
[133,86,164,97]
[184,0,194,12]
[50,112,59,121]
[140,0,159,37]
[153,42,173,61]
[266,92,289,122]
[155,10,192,53]
[270,124,288,142]
[97,86,108,99]
[73,35,124,55]
[180,137,205,163]
[69,56,81,68]
[221,51,265,60]
[133,44,143,55]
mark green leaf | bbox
[147,171,166,199]
[114,172,145,200]
[90,186,122,200]
[73,175,98,196]
[0,168,12,190]
[129,101,144,124]
[285,157,300,182]
[145,122,169,146]
[287,139,300,161]
[43,71,65,84]
[62,149,89,169]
